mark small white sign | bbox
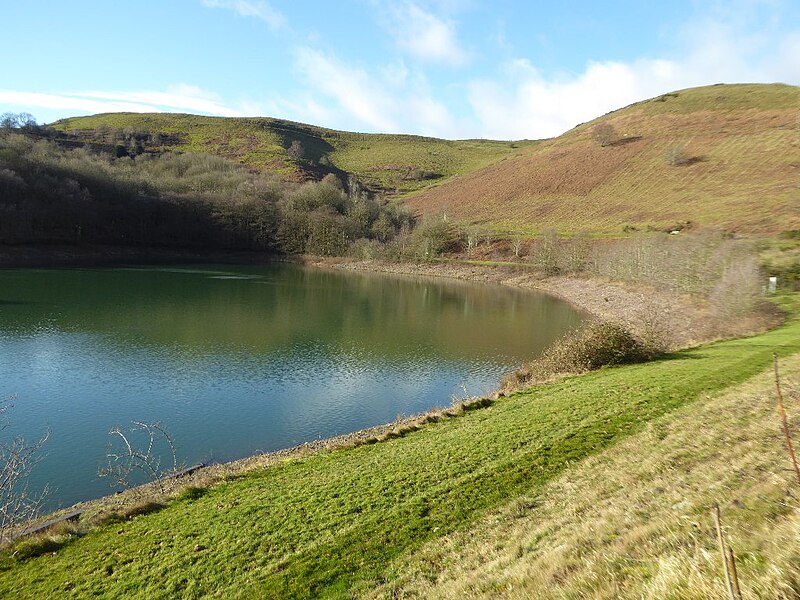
[768,276,778,293]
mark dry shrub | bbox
[528,230,590,275]
[591,122,618,147]
[710,255,763,318]
[592,231,764,300]
[504,321,657,390]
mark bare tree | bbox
[286,140,304,161]
[99,421,179,493]
[511,237,525,258]
[591,122,617,147]
[465,226,480,256]
[667,142,690,166]
[0,396,49,542]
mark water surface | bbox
[0,264,583,509]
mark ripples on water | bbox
[0,264,583,509]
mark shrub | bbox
[348,238,385,260]
[409,218,461,260]
[709,256,763,318]
[591,123,617,147]
[503,321,658,391]
[667,143,690,166]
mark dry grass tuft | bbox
[363,355,800,599]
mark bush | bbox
[177,486,207,502]
[409,218,461,260]
[591,123,617,147]
[503,321,658,391]
[348,238,385,260]
[709,256,763,317]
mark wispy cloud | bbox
[0,85,247,120]
[293,48,400,132]
[201,0,287,30]
[286,47,462,137]
[385,2,468,66]
[467,9,800,139]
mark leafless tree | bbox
[99,421,179,493]
[286,140,304,161]
[0,396,49,542]
[465,226,480,256]
[511,237,525,258]
[591,122,617,147]
[667,142,690,166]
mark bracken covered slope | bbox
[404,83,800,234]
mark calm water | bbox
[0,264,583,509]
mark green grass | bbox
[51,113,533,196]
[2,297,800,598]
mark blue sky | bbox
[1,0,797,139]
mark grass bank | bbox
[364,340,800,599]
[1,293,798,597]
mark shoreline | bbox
[306,257,777,349]
[2,252,780,540]
[0,244,284,269]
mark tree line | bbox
[0,116,413,255]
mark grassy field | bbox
[404,83,800,235]
[51,113,532,196]
[1,295,799,598]
[365,338,800,599]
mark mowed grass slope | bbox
[404,83,800,234]
[2,297,799,599]
[364,344,800,599]
[52,113,532,195]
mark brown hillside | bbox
[404,84,800,234]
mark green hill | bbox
[52,84,799,235]
[52,113,534,196]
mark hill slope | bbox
[52,113,533,196]
[404,83,800,234]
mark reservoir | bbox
[0,263,583,509]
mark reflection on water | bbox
[0,264,583,509]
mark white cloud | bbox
[293,48,400,132]
[289,47,463,137]
[387,2,468,66]
[0,86,247,120]
[201,0,287,30]
[466,13,800,140]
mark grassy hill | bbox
[2,296,799,598]
[52,84,799,235]
[404,83,800,235]
[52,113,533,196]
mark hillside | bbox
[52,113,533,196]
[404,83,800,235]
[2,296,799,598]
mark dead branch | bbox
[99,421,179,493]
